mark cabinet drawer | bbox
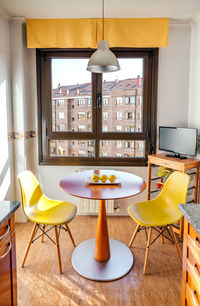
[0,220,11,247]
[0,235,12,306]
[187,258,200,296]
[186,282,200,306]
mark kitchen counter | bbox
[179,203,200,237]
[0,201,20,228]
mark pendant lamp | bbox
[87,0,120,73]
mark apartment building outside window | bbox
[78,99,85,105]
[78,112,85,119]
[58,112,64,119]
[58,99,64,106]
[37,49,158,166]
[116,97,122,105]
[103,112,108,120]
[116,112,122,120]
[103,98,109,105]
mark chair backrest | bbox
[158,171,190,207]
[17,171,43,208]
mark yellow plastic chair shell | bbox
[127,171,190,275]
[18,170,77,274]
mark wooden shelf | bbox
[147,154,200,238]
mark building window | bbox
[58,99,64,106]
[116,97,122,105]
[58,112,64,119]
[126,112,134,120]
[116,112,122,120]
[37,49,158,166]
[103,112,108,120]
[125,125,134,132]
[78,112,85,119]
[130,96,136,104]
[116,126,122,132]
[116,141,122,148]
[103,98,109,105]
[57,124,65,131]
[78,125,85,131]
[78,99,85,105]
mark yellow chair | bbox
[18,170,77,274]
[127,171,190,275]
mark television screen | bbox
[159,126,197,157]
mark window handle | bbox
[97,93,101,108]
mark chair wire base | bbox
[138,225,174,245]
[31,224,68,245]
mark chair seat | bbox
[128,197,183,227]
[24,195,77,225]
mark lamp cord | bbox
[102,0,104,40]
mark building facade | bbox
[50,77,144,158]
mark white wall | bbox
[0,13,15,201]
[188,14,200,154]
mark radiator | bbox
[78,199,114,214]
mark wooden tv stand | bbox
[147,154,199,238]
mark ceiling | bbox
[0,0,200,20]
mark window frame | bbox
[37,48,158,166]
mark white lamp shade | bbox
[87,40,120,73]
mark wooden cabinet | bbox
[181,219,200,305]
[0,214,17,305]
[147,154,199,238]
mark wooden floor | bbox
[15,216,182,306]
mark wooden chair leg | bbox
[22,223,37,268]
[65,224,76,247]
[161,227,164,244]
[143,227,153,275]
[41,224,45,243]
[169,224,182,264]
[54,226,62,274]
[129,224,140,247]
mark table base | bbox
[71,238,134,281]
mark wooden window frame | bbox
[37,48,158,166]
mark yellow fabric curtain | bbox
[27,19,97,48]
[26,18,168,49]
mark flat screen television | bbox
[159,126,198,159]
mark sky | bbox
[52,58,143,89]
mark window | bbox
[37,49,158,166]
[130,97,136,104]
[58,112,64,119]
[116,126,122,132]
[103,112,108,120]
[78,125,85,131]
[126,112,134,120]
[103,98,109,105]
[78,112,85,119]
[78,99,85,105]
[116,97,122,105]
[116,112,122,120]
[116,141,122,148]
[57,124,65,131]
[58,99,64,106]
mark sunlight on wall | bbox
[0,80,10,199]
[0,167,11,200]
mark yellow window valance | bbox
[26,18,168,49]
